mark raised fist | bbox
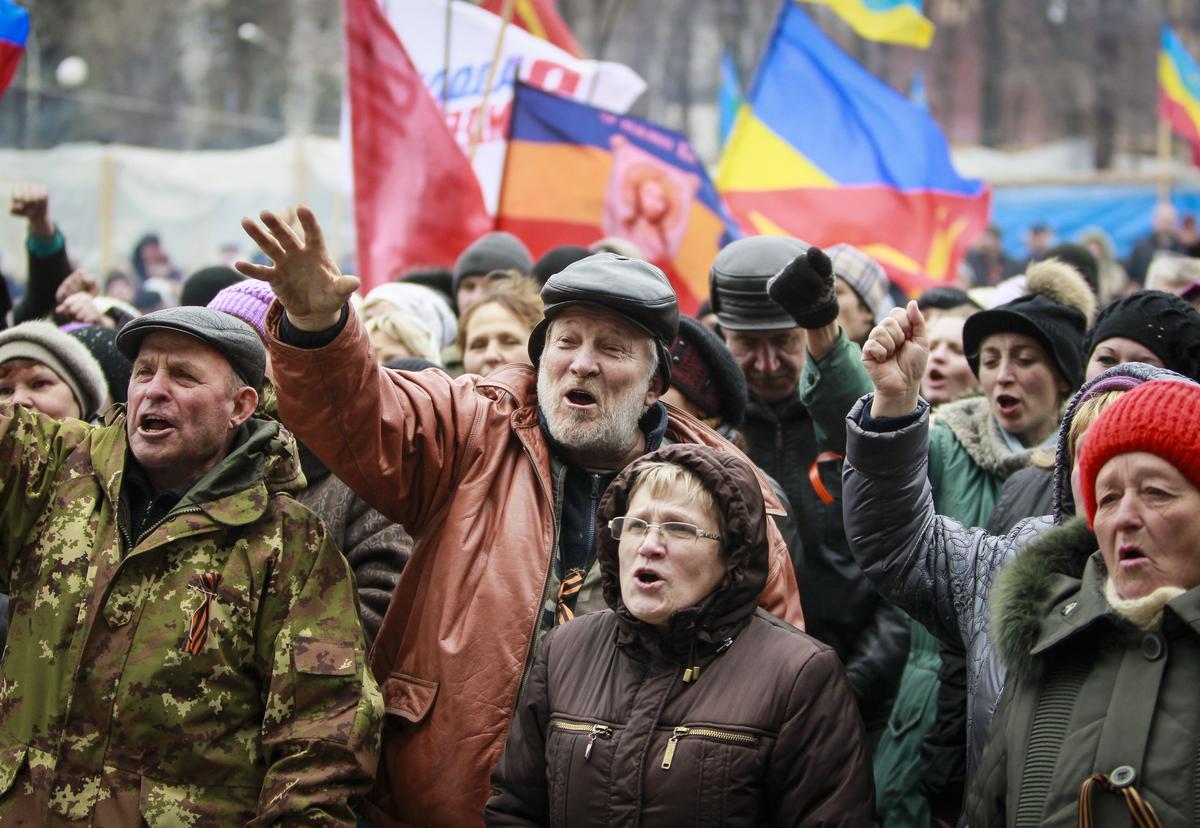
[861,301,929,418]
[10,185,53,239]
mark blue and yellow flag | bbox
[802,0,934,49]
[1160,26,1200,166]
[497,84,740,313]
[717,1,987,293]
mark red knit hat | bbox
[1078,379,1200,526]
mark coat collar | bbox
[935,394,1033,480]
[993,516,1200,678]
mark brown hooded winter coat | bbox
[486,444,874,827]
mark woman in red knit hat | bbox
[971,379,1200,826]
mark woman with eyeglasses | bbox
[485,443,874,826]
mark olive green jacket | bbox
[970,517,1200,826]
[0,406,382,826]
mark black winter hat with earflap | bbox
[963,259,1095,391]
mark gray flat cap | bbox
[709,236,809,331]
[116,307,266,392]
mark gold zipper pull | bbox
[661,727,689,770]
[585,725,612,760]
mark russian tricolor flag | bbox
[0,1,28,97]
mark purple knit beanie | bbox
[207,279,276,342]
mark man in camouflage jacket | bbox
[0,307,382,825]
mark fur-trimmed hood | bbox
[934,395,1034,481]
[990,516,1097,679]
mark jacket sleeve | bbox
[252,508,383,827]
[842,395,1031,648]
[265,301,480,535]
[0,405,86,587]
[759,521,805,631]
[797,330,872,455]
[768,647,877,826]
[339,484,411,648]
[841,598,909,724]
[15,230,71,325]
[485,628,554,826]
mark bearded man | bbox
[238,209,811,827]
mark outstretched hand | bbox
[861,301,929,417]
[236,206,359,331]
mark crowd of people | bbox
[0,184,1199,826]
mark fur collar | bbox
[990,517,1097,678]
[934,395,1033,480]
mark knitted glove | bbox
[766,245,838,329]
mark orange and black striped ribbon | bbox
[182,572,221,655]
[808,451,844,506]
[1077,773,1164,828]
[555,568,585,626]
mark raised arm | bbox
[11,185,71,324]
[239,208,483,532]
[844,303,1038,646]
[766,245,872,453]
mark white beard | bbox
[537,366,647,463]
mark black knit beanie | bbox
[963,292,1088,390]
[68,325,132,405]
[532,246,591,287]
[180,266,243,308]
[667,316,747,428]
[1085,290,1200,381]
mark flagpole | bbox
[470,0,515,161]
[441,0,453,110]
[1157,107,1172,203]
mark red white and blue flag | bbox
[0,1,29,97]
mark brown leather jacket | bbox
[265,305,803,828]
[486,444,874,827]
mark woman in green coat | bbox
[972,378,1200,826]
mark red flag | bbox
[480,0,584,58]
[345,0,492,291]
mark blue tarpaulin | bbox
[991,184,1200,260]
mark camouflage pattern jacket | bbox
[0,405,383,826]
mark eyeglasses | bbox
[608,516,721,543]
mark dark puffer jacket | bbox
[486,444,875,827]
[742,337,908,734]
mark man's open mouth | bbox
[565,389,598,407]
[139,415,174,433]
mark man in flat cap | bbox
[237,207,803,828]
[0,306,381,825]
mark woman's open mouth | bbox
[995,394,1022,417]
[632,567,664,590]
[1118,544,1148,568]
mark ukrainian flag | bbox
[716,1,987,292]
[1160,26,1200,165]
[802,0,934,49]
